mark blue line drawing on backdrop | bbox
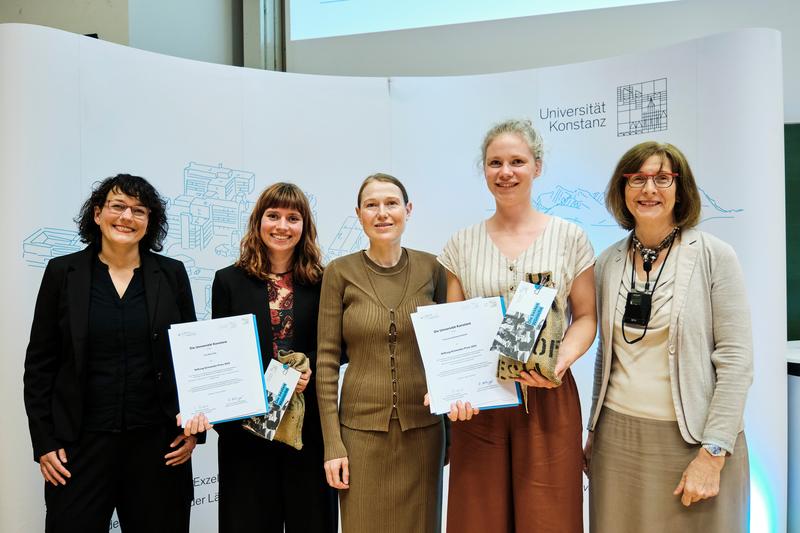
[20,169,741,318]
[325,216,367,262]
[532,185,742,227]
[534,186,615,227]
[483,184,744,252]
[171,255,216,320]
[163,162,256,258]
[305,191,319,221]
[698,187,744,221]
[617,78,668,136]
[21,162,263,319]
[23,228,84,267]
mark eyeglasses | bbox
[623,172,678,188]
[104,200,150,220]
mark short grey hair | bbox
[480,119,544,162]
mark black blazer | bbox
[23,246,197,460]
[211,264,322,437]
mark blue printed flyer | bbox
[260,359,302,441]
[490,282,557,364]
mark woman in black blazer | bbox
[23,174,198,533]
[205,182,337,533]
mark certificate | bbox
[168,314,268,425]
[411,298,521,415]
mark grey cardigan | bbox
[587,228,753,454]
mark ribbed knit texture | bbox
[340,420,445,533]
[316,248,445,462]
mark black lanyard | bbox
[621,236,676,345]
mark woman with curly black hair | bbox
[24,174,198,533]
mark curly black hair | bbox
[75,174,169,252]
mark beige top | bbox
[589,229,753,454]
[438,217,594,318]
[604,247,677,421]
[316,248,445,462]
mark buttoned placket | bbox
[389,308,399,418]
[508,260,518,293]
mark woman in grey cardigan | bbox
[585,142,752,532]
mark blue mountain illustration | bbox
[698,187,743,221]
[534,186,617,227]
[532,185,743,227]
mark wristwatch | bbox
[702,443,726,457]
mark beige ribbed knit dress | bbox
[316,248,446,533]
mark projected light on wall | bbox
[750,457,778,533]
[290,0,679,40]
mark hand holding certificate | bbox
[411,298,520,415]
[169,314,268,426]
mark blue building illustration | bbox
[165,163,256,253]
[325,216,367,262]
[23,227,84,267]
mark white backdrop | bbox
[0,24,786,532]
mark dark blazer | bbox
[23,246,197,461]
[211,264,322,437]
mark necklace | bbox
[621,231,677,344]
[631,227,679,272]
[362,249,410,311]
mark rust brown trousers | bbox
[447,369,584,533]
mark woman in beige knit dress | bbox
[316,173,446,533]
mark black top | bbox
[210,265,322,440]
[84,256,161,431]
[23,246,197,460]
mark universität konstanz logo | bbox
[617,78,668,136]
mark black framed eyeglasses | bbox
[622,172,678,188]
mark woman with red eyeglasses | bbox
[585,142,752,532]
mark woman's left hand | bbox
[165,433,197,466]
[515,369,559,389]
[296,367,312,393]
[673,448,725,506]
[515,351,577,388]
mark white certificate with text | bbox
[168,314,268,425]
[411,298,521,415]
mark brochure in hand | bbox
[490,281,557,375]
[251,359,302,441]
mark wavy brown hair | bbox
[236,182,323,284]
[605,141,702,231]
